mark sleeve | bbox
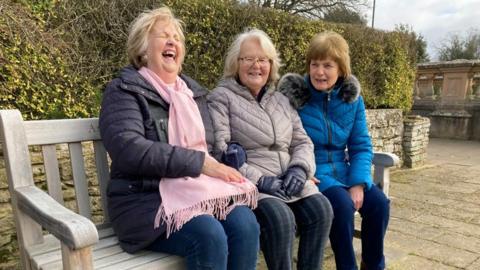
[207,89,264,184]
[287,103,316,179]
[99,80,205,179]
[346,96,374,189]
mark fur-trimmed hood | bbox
[277,73,361,109]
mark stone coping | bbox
[429,110,472,117]
[418,59,480,69]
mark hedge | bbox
[1,0,417,119]
[0,0,98,120]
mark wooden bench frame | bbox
[0,110,185,270]
[0,109,399,269]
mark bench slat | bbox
[28,228,114,258]
[42,145,64,205]
[39,244,125,270]
[128,255,186,270]
[97,252,180,270]
[30,227,119,268]
[91,245,124,261]
[24,118,101,145]
[93,141,110,222]
[69,142,91,219]
[95,250,157,269]
[27,228,180,270]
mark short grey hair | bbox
[127,7,185,69]
[223,28,282,84]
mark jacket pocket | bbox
[107,179,142,196]
[154,118,169,142]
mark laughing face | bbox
[309,57,341,92]
[146,20,184,83]
[238,39,271,96]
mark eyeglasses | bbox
[239,57,271,67]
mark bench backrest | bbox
[0,110,110,266]
[1,110,110,221]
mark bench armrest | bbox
[15,185,99,250]
[373,152,400,167]
[372,152,399,197]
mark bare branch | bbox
[241,0,368,19]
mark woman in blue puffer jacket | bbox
[278,31,390,270]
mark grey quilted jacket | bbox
[207,78,318,202]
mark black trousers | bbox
[254,193,333,270]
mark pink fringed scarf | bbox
[138,67,258,237]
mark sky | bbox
[362,0,480,60]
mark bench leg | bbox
[61,244,93,270]
[373,166,390,198]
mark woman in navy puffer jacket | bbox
[99,7,259,270]
[279,31,390,270]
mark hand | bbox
[257,176,291,200]
[311,177,320,184]
[221,142,247,170]
[349,184,365,210]
[281,166,307,196]
[202,156,244,183]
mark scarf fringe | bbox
[154,188,258,238]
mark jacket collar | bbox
[218,77,275,103]
[305,75,340,102]
[305,74,361,104]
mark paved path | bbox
[381,138,480,270]
[258,138,480,269]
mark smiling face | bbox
[309,57,341,92]
[238,38,271,96]
[145,20,184,83]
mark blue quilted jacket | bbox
[278,74,373,192]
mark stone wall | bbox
[366,109,404,165]
[0,109,416,269]
[0,144,17,270]
[403,115,431,168]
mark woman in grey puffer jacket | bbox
[208,28,333,270]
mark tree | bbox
[394,24,430,63]
[437,29,480,61]
[322,5,367,25]
[415,35,430,63]
[245,0,368,19]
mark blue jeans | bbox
[323,185,389,270]
[147,206,260,270]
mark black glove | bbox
[257,176,290,200]
[281,166,307,197]
[221,142,247,170]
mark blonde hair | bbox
[223,28,282,84]
[306,31,351,78]
[127,7,185,69]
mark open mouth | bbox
[248,71,263,76]
[314,78,327,83]
[162,50,176,60]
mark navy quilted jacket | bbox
[99,66,213,253]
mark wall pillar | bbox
[403,115,431,168]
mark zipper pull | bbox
[327,92,331,101]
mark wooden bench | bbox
[0,109,399,269]
[0,110,185,270]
